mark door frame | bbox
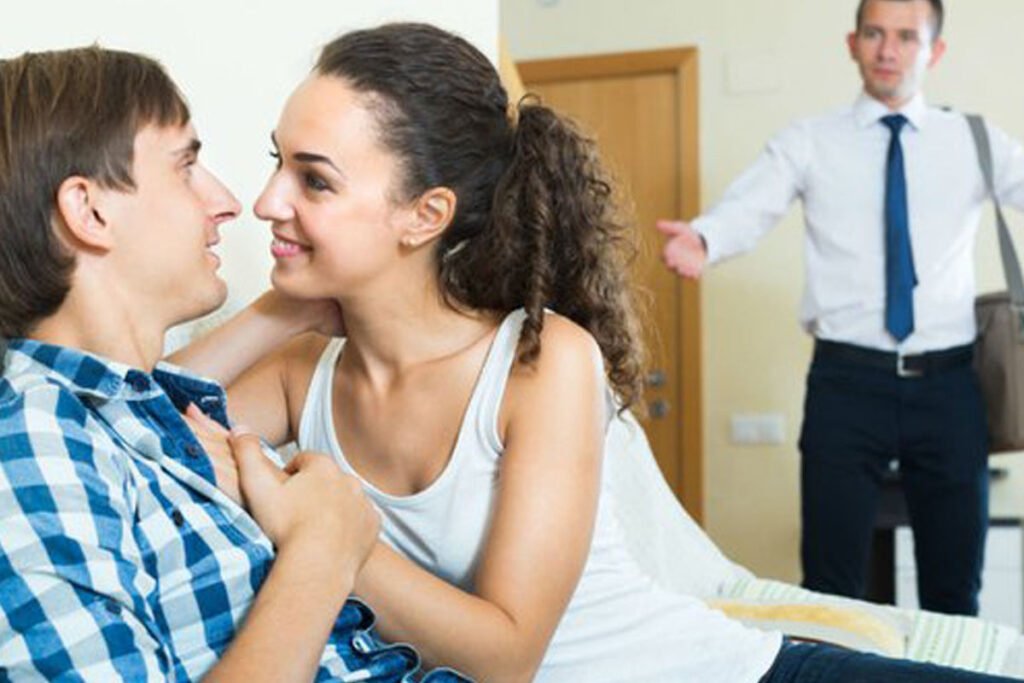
[517,48,704,523]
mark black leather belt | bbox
[813,339,974,378]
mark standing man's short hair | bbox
[0,47,190,338]
[856,0,944,39]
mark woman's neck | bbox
[339,289,497,383]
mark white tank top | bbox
[298,310,781,682]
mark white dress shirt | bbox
[694,92,1024,353]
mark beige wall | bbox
[503,0,1024,582]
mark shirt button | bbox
[128,375,151,392]
[185,443,203,458]
[171,509,185,527]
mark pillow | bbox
[706,599,908,658]
[718,577,1022,675]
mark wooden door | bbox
[518,49,703,521]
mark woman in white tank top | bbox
[179,21,1019,683]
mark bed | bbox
[605,413,1024,678]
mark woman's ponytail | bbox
[454,98,646,410]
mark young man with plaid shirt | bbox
[0,46,465,682]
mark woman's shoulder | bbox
[517,311,603,373]
[497,311,608,458]
[277,331,336,377]
[504,312,605,413]
[279,332,340,414]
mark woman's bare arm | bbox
[351,317,608,683]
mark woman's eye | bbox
[304,172,330,192]
[269,150,282,168]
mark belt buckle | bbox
[897,353,923,378]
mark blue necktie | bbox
[881,114,916,342]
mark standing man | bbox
[658,0,1024,615]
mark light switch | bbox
[730,413,786,445]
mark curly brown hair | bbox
[316,23,646,409]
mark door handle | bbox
[649,399,670,419]
[646,369,667,388]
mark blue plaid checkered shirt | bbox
[0,340,467,682]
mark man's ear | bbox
[927,37,947,69]
[400,187,457,250]
[54,176,115,251]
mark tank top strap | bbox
[465,308,529,454]
[298,337,346,451]
[299,313,527,464]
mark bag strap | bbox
[966,113,1024,308]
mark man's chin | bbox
[865,82,907,105]
[204,280,229,315]
[175,280,229,326]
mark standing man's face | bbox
[847,0,946,108]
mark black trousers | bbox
[798,343,989,615]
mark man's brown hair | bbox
[0,46,190,338]
[856,0,944,40]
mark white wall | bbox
[503,0,1024,582]
[2,0,498,331]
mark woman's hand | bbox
[167,290,343,391]
[254,290,346,339]
[182,403,243,506]
[181,404,378,582]
[228,428,380,585]
[202,429,379,683]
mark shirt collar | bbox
[3,339,227,418]
[853,91,928,131]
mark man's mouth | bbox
[205,239,221,267]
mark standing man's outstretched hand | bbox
[656,219,708,279]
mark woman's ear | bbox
[401,187,457,249]
[54,176,115,251]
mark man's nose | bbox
[205,172,242,226]
[879,35,898,60]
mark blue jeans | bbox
[760,642,1018,682]
[329,599,474,682]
